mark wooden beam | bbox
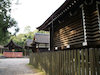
[81,5,87,46]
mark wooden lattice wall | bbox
[53,1,100,49]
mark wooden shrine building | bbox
[37,0,100,50]
[24,39,33,56]
[4,40,23,57]
[31,33,50,52]
[4,40,23,51]
[25,39,33,49]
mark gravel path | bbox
[0,58,44,75]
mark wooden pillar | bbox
[32,44,36,53]
[50,24,54,51]
[81,5,87,46]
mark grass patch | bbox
[27,64,45,75]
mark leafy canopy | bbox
[10,27,49,47]
[0,0,19,45]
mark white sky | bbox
[9,0,66,34]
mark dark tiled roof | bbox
[26,39,33,47]
[4,40,23,49]
[34,33,50,44]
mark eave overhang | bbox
[37,0,84,31]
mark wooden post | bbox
[81,5,87,46]
[50,25,54,51]
[50,14,54,51]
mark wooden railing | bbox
[30,48,100,75]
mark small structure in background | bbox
[24,39,33,56]
[31,33,50,52]
[4,40,23,51]
[25,39,33,49]
[4,40,23,58]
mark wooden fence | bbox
[30,48,100,75]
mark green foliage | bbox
[0,0,19,45]
[10,28,49,47]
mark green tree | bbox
[0,0,18,45]
[24,26,31,33]
[10,29,49,47]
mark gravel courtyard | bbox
[0,58,44,75]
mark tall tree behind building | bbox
[0,0,19,45]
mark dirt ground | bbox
[0,58,45,75]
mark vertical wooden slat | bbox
[81,49,85,75]
[55,52,58,75]
[66,50,69,75]
[59,51,61,75]
[56,51,59,75]
[74,49,77,75]
[78,49,81,75]
[52,52,53,75]
[60,51,62,75]
[64,50,66,75]
[57,51,59,75]
[62,51,64,75]
[45,53,47,74]
[48,53,50,75]
[85,49,89,75]
[47,53,49,75]
[61,51,62,75]
[63,51,65,75]
[61,51,63,75]
[69,50,71,75]
[89,48,96,75]
[45,53,48,75]
[48,52,50,75]
[63,51,64,75]
[72,50,74,75]
[50,52,52,75]
[53,52,55,75]
[95,48,100,75]
[65,50,67,75]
